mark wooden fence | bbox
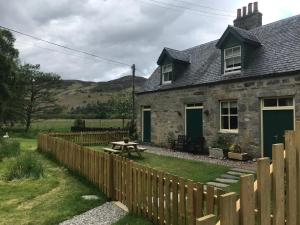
[48,130,128,146]
[38,133,225,225]
[197,122,300,225]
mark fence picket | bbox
[240,174,255,225]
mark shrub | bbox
[0,139,21,160]
[2,152,44,181]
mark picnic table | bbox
[103,141,146,157]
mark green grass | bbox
[0,138,107,225]
[90,146,237,192]
[113,214,153,225]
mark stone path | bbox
[59,202,127,225]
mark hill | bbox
[52,75,147,112]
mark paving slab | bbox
[227,171,246,176]
[206,182,229,188]
[230,168,256,174]
[221,174,239,180]
[215,178,239,184]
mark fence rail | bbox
[38,133,223,225]
[48,130,128,145]
[197,122,300,225]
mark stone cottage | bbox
[136,2,300,158]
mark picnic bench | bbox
[104,141,146,157]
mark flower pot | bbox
[209,147,224,159]
[228,152,249,161]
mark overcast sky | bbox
[0,0,298,81]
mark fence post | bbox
[240,174,255,225]
[219,192,238,225]
[107,153,114,200]
[296,121,300,225]
[196,214,216,225]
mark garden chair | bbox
[174,135,189,152]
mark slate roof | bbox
[139,14,300,94]
[157,47,190,65]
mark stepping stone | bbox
[206,182,229,188]
[81,195,99,200]
[221,174,239,180]
[216,178,238,184]
[231,168,256,174]
[227,171,246,176]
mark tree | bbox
[21,64,60,131]
[0,29,25,128]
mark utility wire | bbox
[0,25,132,67]
[139,0,234,17]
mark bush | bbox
[2,152,44,181]
[0,139,21,160]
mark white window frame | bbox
[162,63,173,84]
[224,46,241,74]
[220,100,238,133]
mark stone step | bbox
[206,182,229,188]
[230,168,256,174]
[227,171,247,176]
[215,178,239,184]
[221,174,240,180]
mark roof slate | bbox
[140,14,300,93]
[157,47,190,65]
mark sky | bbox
[0,0,299,81]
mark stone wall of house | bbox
[136,74,300,158]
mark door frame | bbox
[184,104,203,136]
[260,97,295,157]
[142,106,151,142]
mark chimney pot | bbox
[242,6,247,16]
[248,3,253,14]
[237,8,241,18]
[254,2,258,12]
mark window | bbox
[224,46,241,73]
[220,101,238,132]
[263,97,293,108]
[162,64,172,84]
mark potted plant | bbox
[228,143,249,161]
[166,132,176,150]
[123,137,130,143]
[209,134,232,159]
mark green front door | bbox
[143,110,151,143]
[263,110,294,158]
[186,108,203,143]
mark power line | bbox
[139,0,234,17]
[0,25,132,67]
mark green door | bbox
[143,110,151,143]
[186,108,203,143]
[263,110,294,158]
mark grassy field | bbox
[0,138,107,225]
[90,146,237,192]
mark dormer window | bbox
[224,46,241,74]
[162,64,173,84]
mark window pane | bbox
[221,102,229,114]
[162,64,172,73]
[164,73,171,82]
[221,116,229,129]
[233,56,241,66]
[230,103,238,114]
[264,98,277,107]
[230,116,238,129]
[226,58,234,68]
[278,98,293,106]
[232,46,240,56]
[225,48,232,57]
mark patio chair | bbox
[174,135,189,152]
[191,136,206,154]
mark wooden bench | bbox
[103,148,121,154]
[127,146,147,151]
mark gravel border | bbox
[59,202,127,225]
[141,145,256,171]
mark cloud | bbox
[0,0,298,81]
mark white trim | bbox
[219,129,239,134]
[224,46,241,74]
[142,107,151,142]
[184,104,203,136]
[260,97,295,157]
[219,100,238,133]
[162,63,173,85]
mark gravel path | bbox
[141,145,257,171]
[59,202,127,225]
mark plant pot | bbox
[228,152,249,161]
[209,147,224,159]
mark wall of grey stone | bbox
[136,74,300,158]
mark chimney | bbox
[233,2,262,30]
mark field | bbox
[27,119,128,132]
[0,138,106,225]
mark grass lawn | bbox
[0,138,107,225]
[90,146,238,192]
